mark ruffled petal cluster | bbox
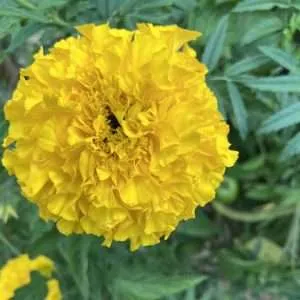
[46,279,62,300]
[0,254,61,300]
[3,23,238,250]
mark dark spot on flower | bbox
[24,76,30,80]
[178,46,184,52]
[107,112,120,131]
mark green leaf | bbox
[96,0,123,18]
[216,0,237,4]
[15,272,47,300]
[137,0,174,10]
[281,133,300,159]
[118,0,140,16]
[28,231,57,256]
[233,0,291,12]
[259,46,300,73]
[245,237,284,264]
[0,16,20,39]
[0,7,46,22]
[184,288,196,300]
[199,287,215,300]
[218,249,263,280]
[226,55,270,76]
[133,12,173,24]
[240,75,300,92]
[209,82,228,119]
[177,212,219,237]
[241,17,283,45]
[174,0,197,11]
[293,0,300,10]
[59,237,91,300]
[246,184,278,201]
[89,262,104,300]
[6,23,42,54]
[259,102,300,134]
[37,0,69,9]
[116,275,206,300]
[202,15,229,71]
[227,81,248,140]
[38,0,70,9]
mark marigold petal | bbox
[0,254,60,300]
[46,279,62,300]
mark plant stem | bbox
[50,14,71,28]
[212,201,295,223]
[16,0,36,10]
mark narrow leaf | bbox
[0,16,19,39]
[37,0,69,9]
[240,75,300,92]
[0,7,46,22]
[6,23,42,54]
[134,12,172,24]
[226,55,270,76]
[227,81,248,140]
[177,212,219,237]
[209,82,228,120]
[202,15,229,71]
[137,0,174,10]
[241,17,283,45]
[118,0,140,16]
[259,102,300,134]
[59,238,91,300]
[184,288,196,300]
[174,0,197,10]
[233,0,290,12]
[281,133,300,160]
[116,275,206,300]
[259,46,300,73]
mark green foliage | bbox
[259,45,300,72]
[240,75,300,92]
[225,54,270,76]
[202,15,229,71]
[233,0,300,12]
[281,132,300,159]
[240,16,283,46]
[259,102,300,133]
[114,275,206,300]
[1,0,300,299]
[226,81,248,140]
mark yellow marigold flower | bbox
[46,279,62,300]
[30,255,55,278]
[2,23,238,250]
[0,254,60,300]
[0,255,31,300]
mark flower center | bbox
[106,110,121,132]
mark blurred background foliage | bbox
[1,0,300,299]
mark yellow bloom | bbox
[30,255,55,278]
[0,254,61,300]
[2,23,238,250]
[0,255,31,300]
[46,279,62,300]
